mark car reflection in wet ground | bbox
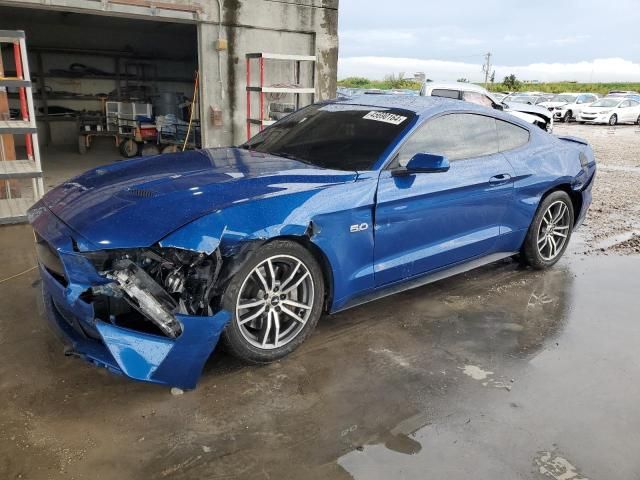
[1,224,639,479]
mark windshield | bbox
[242,104,415,171]
[551,94,578,103]
[591,99,621,107]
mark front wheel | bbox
[609,114,618,126]
[221,240,325,363]
[119,139,139,158]
[636,114,640,126]
[521,191,574,269]
[563,110,572,123]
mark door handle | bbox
[489,173,512,185]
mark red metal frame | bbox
[12,41,33,160]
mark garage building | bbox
[0,0,338,222]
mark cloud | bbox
[436,35,482,46]
[341,29,419,47]
[338,56,640,82]
[550,35,590,46]
[500,34,590,47]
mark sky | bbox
[337,0,640,82]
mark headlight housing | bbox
[84,246,221,338]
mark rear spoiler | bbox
[554,135,589,146]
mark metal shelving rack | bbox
[0,30,44,225]
[245,53,316,140]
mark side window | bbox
[576,95,586,104]
[431,89,460,100]
[629,100,640,107]
[619,100,630,108]
[496,119,530,152]
[396,113,499,166]
[463,91,494,108]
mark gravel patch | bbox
[554,123,640,255]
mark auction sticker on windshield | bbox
[363,111,407,125]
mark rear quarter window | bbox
[496,119,530,152]
[431,89,460,100]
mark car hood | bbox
[581,106,613,114]
[38,148,357,250]
[539,101,568,108]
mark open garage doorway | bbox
[0,5,199,190]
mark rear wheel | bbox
[161,145,180,154]
[140,144,160,156]
[609,114,618,126]
[221,240,325,363]
[521,191,574,269]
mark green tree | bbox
[503,73,521,90]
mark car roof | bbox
[331,93,490,116]
[422,82,488,93]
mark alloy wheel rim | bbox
[235,254,314,350]
[537,200,571,261]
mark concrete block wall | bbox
[0,0,339,148]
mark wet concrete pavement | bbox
[1,223,639,479]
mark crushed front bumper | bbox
[31,204,230,389]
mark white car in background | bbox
[420,82,554,132]
[538,93,598,123]
[578,97,640,125]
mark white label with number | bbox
[362,111,407,125]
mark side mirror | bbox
[392,153,450,176]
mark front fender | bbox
[157,179,379,313]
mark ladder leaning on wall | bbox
[0,30,44,225]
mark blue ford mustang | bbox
[29,95,596,389]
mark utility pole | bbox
[482,52,492,88]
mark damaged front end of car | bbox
[87,246,224,338]
[31,206,231,389]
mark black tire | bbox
[140,144,160,157]
[119,139,139,158]
[636,115,640,126]
[521,191,574,269]
[609,114,618,126]
[78,135,87,155]
[563,110,572,123]
[220,240,325,364]
[161,145,180,154]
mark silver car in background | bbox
[420,82,554,132]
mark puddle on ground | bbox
[535,451,589,480]
[2,226,640,480]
